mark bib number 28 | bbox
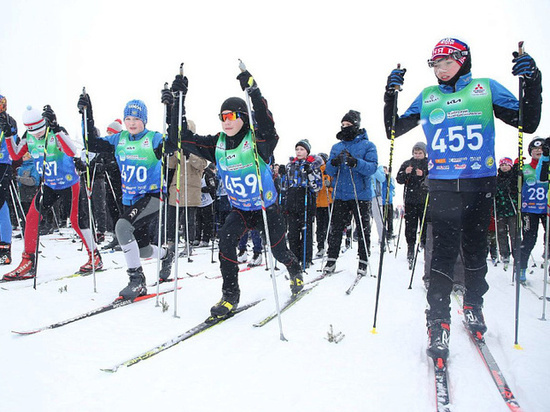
[431,124,483,153]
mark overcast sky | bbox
[1,0,548,185]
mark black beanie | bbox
[295,139,311,154]
[341,110,361,127]
[220,97,248,115]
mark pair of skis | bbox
[433,325,523,412]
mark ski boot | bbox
[357,260,368,277]
[237,249,248,263]
[407,246,414,270]
[0,242,11,265]
[323,259,337,275]
[248,252,262,267]
[79,250,103,273]
[463,304,487,336]
[159,244,175,282]
[102,236,120,251]
[210,290,240,318]
[290,272,304,296]
[315,248,325,259]
[3,252,35,281]
[518,268,527,285]
[118,267,147,300]
[426,319,451,360]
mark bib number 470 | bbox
[431,124,483,153]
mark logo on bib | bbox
[429,108,446,125]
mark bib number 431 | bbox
[431,124,483,153]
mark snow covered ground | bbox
[1,224,549,412]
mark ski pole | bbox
[173,63,184,318]
[394,208,404,258]
[80,92,98,293]
[347,167,371,271]
[320,168,340,271]
[408,193,429,289]
[302,181,308,272]
[493,198,501,262]
[514,42,525,349]
[239,59,286,341]
[541,204,548,320]
[372,63,402,333]
[33,126,50,290]
[155,82,170,305]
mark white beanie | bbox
[22,106,46,135]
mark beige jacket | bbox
[167,153,207,207]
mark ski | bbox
[101,299,263,373]
[345,274,365,295]
[12,288,181,335]
[305,269,343,285]
[148,272,204,287]
[253,284,318,327]
[432,357,451,412]
[463,322,523,411]
[206,265,265,279]
[521,283,550,302]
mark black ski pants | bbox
[287,207,315,266]
[404,201,427,248]
[427,190,492,321]
[520,212,547,269]
[217,204,301,297]
[327,199,371,264]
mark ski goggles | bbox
[218,111,245,122]
[427,50,469,68]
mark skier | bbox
[494,157,518,270]
[315,153,333,258]
[518,138,548,283]
[0,95,15,264]
[396,142,429,266]
[166,69,304,318]
[77,94,176,299]
[1,105,103,280]
[284,139,323,269]
[324,110,378,276]
[384,37,542,360]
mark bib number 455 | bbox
[431,124,483,153]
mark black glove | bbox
[278,165,286,175]
[237,70,257,92]
[303,162,312,173]
[543,138,550,157]
[345,152,358,168]
[512,52,537,78]
[201,186,210,193]
[42,105,61,133]
[386,68,407,93]
[161,88,174,105]
[0,112,16,137]
[171,74,188,96]
[77,93,92,115]
[330,153,345,167]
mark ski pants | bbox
[496,215,517,261]
[427,190,492,321]
[327,199,371,264]
[287,207,315,266]
[0,164,12,243]
[196,204,214,243]
[238,229,262,253]
[217,204,301,297]
[166,205,197,244]
[404,201,427,248]
[26,183,95,255]
[520,212,547,269]
[315,206,330,251]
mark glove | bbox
[512,52,537,78]
[237,70,257,92]
[0,112,16,137]
[330,153,345,167]
[278,165,286,175]
[386,68,406,93]
[161,88,174,105]
[171,74,188,96]
[543,137,550,157]
[303,163,312,173]
[345,152,358,168]
[77,93,92,114]
[42,105,61,133]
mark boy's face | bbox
[412,149,425,159]
[531,147,542,160]
[295,146,308,160]
[433,56,461,82]
[220,111,244,137]
[124,116,145,135]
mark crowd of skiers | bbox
[0,36,546,361]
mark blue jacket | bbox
[371,166,395,205]
[325,130,378,201]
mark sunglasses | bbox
[427,50,469,68]
[218,111,244,122]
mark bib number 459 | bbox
[431,124,483,153]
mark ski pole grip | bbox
[179,63,184,76]
[394,63,402,92]
[518,41,524,56]
[238,59,247,73]
[81,87,87,109]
